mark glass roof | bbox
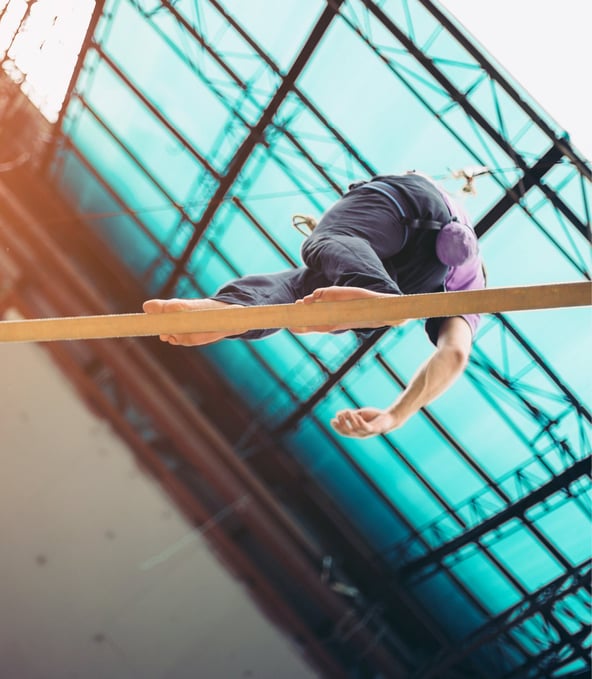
[45,0,591,675]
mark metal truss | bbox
[0,164,418,678]
[158,0,347,295]
[0,0,35,74]
[48,0,590,443]
[340,0,590,238]
[414,561,591,678]
[393,457,590,578]
[373,311,591,580]
[5,0,589,675]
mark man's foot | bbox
[290,286,407,334]
[142,298,239,346]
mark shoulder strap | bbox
[354,180,447,231]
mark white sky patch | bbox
[441,0,592,159]
[1,0,590,160]
[0,0,94,121]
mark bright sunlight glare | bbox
[0,0,94,122]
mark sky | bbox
[440,0,592,159]
[0,0,94,120]
[0,0,590,159]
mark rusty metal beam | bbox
[0,168,410,678]
[41,0,107,171]
[160,0,346,295]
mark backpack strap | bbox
[350,178,478,266]
[351,179,444,231]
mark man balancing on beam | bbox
[143,171,486,439]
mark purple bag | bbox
[357,180,479,267]
[435,218,478,266]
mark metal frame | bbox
[2,0,590,675]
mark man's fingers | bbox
[330,418,372,438]
[333,410,370,433]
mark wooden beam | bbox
[0,282,590,344]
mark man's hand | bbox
[331,317,473,438]
[331,407,399,439]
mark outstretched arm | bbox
[332,316,472,438]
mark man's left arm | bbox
[331,316,472,438]
[332,248,485,438]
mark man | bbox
[144,172,485,439]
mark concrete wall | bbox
[0,309,317,679]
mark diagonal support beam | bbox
[397,455,591,580]
[0,282,590,343]
[160,0,345,296]
[356,0,591,241]
[474,145,562,238]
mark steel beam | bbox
[413,562,591,679]
[0,170,411,678]
[160,0,346,295]
[398,456,591,579]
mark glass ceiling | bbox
[41,0,591,676]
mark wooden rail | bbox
[0,282,590,344]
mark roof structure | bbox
[1,1,590,677]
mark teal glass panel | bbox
[286,419,416,552]
[65,105,181,245]
[298,18,467,174]
[181,242,235,297]
[292,332,360,372]
[510,613,560,654]
[54,150,165,278]
[552,659,589,676]
[164,0,282,110]
[486,521,565,592]
[385,413,486,509]
[411,568,488,640]
[216,0,324,71]
[77,60,208,211]
[315,391,450,528]
[200,210,290,278]
[245,333,328,405]
[526,489,592,566]
[553,590,590,636]
[132,1,269,126]
[447,547,523,615]
[100,0,247,172]
[200,339,291,419]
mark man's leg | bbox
[143,268,324,346]
[301,189,407,295]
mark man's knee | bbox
[301,234,339,268]
[300,234,319,266]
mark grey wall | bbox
[0,309,317,679]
